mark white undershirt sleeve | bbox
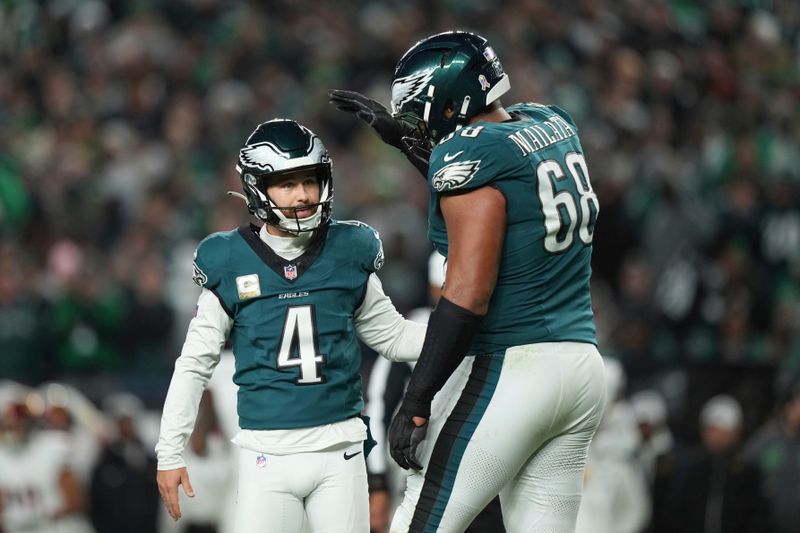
[365,356,392,475]
[155,288,233,470]
[354,274,426,362]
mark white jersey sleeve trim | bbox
[156,288,233,470]
[354,274,426,362]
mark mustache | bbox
[275,201,320,211]
[289,203,316,212]
[279,202,321,219]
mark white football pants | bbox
[390,342,606,533]
[235,441,369,533]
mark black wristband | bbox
[404,297,483,416]
[368,473,389,493]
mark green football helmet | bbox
[235,119,333,234]
[391,31,510,148]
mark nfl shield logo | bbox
[284,264,298,280]
[256,454,267,468]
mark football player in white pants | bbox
[0,383,90,533]
[155,120,426,533]
[331,30,607,533]
[390,344,605,533]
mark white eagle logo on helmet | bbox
[431,160,481,191]
[239,142,284,172]
[391,67,436,113]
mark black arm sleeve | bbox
[402,296,483,418]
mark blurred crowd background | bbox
[1,0,798,532]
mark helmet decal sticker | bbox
[239,142,283,171]
[391,67,436,113]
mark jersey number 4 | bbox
[277,305,326,385]
[537,152,599,253]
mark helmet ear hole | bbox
[442,107,455,120]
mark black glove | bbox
[328,89,407,148]
[387,400,429,471]
[328,89,430,177]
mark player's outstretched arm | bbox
[156,467,195,521]
[328,90,406,148]
[328,89,430,176]
[155,288,231,520]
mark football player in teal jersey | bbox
[330,31,607,533]
[155,119,427,533]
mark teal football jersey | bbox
[192,220,384,430]
[427,103,599,353]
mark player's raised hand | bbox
[328,89,407,148]
[328,89,431,177]
[157,467,195,521]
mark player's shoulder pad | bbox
[507,102,579,132]
[330,219,385,273]
[192,228,239,289]
[547,105,579,132]
[428,124,516,193]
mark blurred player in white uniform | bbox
[575,358,650,533]
[158,389,232,533]
[0,382,88,533]
[38,382,109,487]
[37,382,107,533]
